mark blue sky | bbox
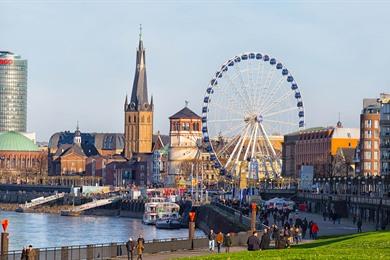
[1,1,389,141]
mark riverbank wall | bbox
[195,203,248,234]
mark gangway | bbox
[61,195,122,216]
[16,192,65,212]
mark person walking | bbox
[126,237,135,260]
[272,225,281,249]
[247,231,260,251]
[283,226,291,248]
[26,245,36,260]
[260,229,270,250]
[216,231,224,253]
[208,229,216,252]
[311,222,319,240]
[302,218,308,239]
[21,247,27,260]
[357,218,362,233]
[308,221,313,239]
[136,239,144,260]
[224,233,232,253]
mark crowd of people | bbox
[207,229,233,253]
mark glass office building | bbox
[0,51,27,132]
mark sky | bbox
[1,1,389,142]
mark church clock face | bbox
[130,102,136,109]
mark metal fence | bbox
[1,237,208,260]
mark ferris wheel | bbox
[202,52,304,181]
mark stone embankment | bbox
[195,203,248,234]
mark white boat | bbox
[142,197,180,225]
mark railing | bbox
[19,192,65,209]
[212,202,252,228]
[64,196,122,214]
[2,236,208,260]
[298,193,390,207]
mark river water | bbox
[0,211,204,251]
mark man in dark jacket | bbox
[126,237,135,260]
[260,229,270,250]
[302,218,308,239]
[247,231,260,251]
[357,219,362,233]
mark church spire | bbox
[130,24,149,111]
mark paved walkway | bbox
[116,246,246,260]
[284,211,376,236]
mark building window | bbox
[182,122,190,131]
[374,120,379,129]
[364,162,371,170]
[373,151,378,160]
[374,141,379,149]
[373,162,378,171]
[364,141,371,149]
[364,151,371,160]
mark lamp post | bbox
[188,211,196,250]
[250,202,257,231]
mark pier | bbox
[15,192,65,212]
[61,196,123,216]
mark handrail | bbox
[3,236,207,256]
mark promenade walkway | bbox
[116,246,246,260]
[285,211,377,236]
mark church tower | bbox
[124,26,154,159]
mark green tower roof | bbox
[0,131,39,152]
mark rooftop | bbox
[169,107,201,120]
[0,131,39,152]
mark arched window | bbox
[134,115,136,123]
[147,116,150,123]
[141,116,144,123]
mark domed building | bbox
[0,131,47,184]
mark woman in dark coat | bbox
[260,229,270,250]
[224,233,232,253]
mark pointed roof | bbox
[130,26,149,110]
[169,107,201,120]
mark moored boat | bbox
[142,197,180,225]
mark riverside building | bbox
[0,51,27,132]
[359,99,381,176]
[379,93,390,176]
